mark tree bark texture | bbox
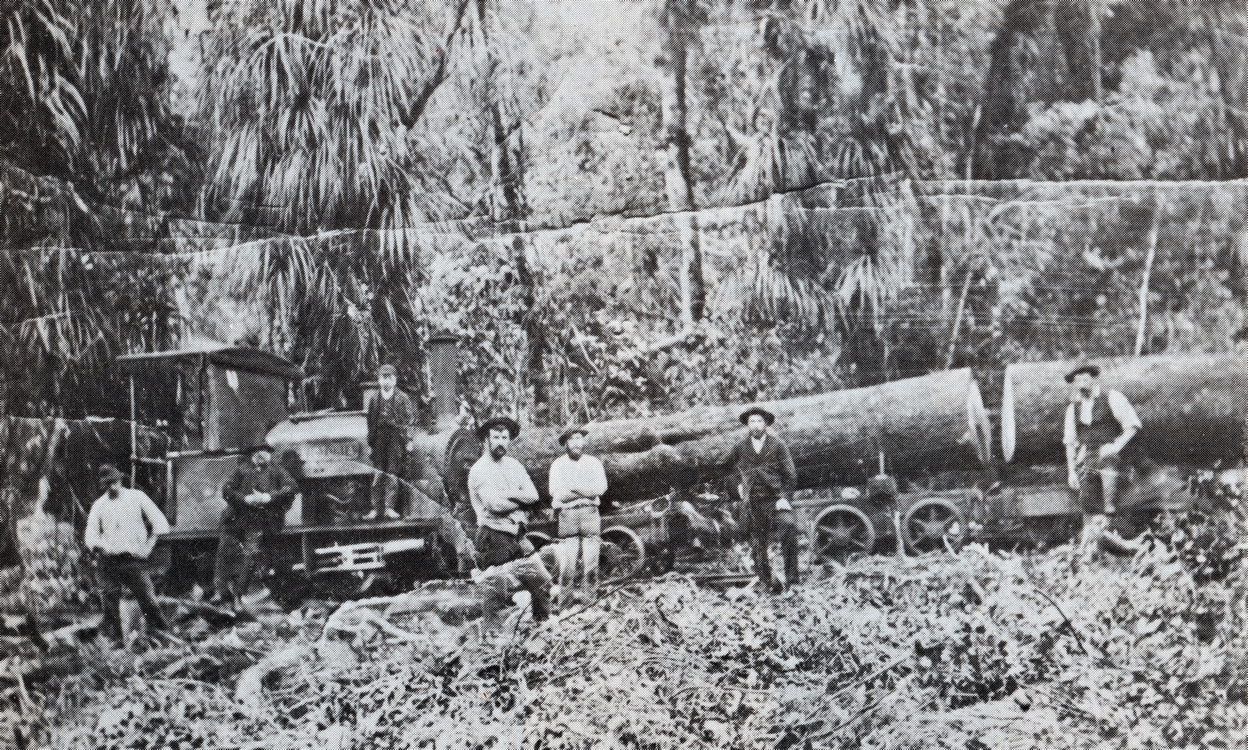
[503,369,991,503]
[1001,354,1246,466]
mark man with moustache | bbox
[85,464,171,641]
[211,447,297,607]
[468,416,551,622]
[725,406,799,594]
[548,425,607,604]
[1063,363,1143,556]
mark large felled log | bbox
[1001,354,1245,466]
[504,369,991,503]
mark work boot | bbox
[384,508,401,521]
[361,509,380,522]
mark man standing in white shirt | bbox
[468,416,551,622]
[549,426,607,604]
[1063,363,1142,518]
[84,464,171,641]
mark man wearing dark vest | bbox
[365,363,416,521]
[1063,363,1142,518]
[725,406,800,594]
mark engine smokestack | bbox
[427,334,461,434]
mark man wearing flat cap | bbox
[549,426,607,604]
[1063,362,1141,520]
[366,362,416,521]
[724,406,800,594]
[468,416,551,622]
[85,464,170,641]
[212,446,297,607]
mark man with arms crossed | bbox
[549,425,607,605]
[469,416,552,623]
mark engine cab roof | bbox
[116,342,305,381]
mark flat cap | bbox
[377,363,397,376]
[98,464,124,483]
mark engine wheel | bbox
[599,526,646,581]
[813,505,876,563]
[902,497,967,553]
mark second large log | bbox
[508,369,992,503]
[1001,353,1245,466]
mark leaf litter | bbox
[12,529,1248,750]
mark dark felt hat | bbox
[558,425,590,445]
[476,416,521,441]
[98,464,124,484]
[1064,362,1101,383]
[739,406,776,426]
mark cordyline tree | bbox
[0,0,196,419]
[195,0,538,409]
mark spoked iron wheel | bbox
[813,505,876,563]
[599,526,646,581]
[902,498,967,553]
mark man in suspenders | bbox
[1063,363,1142,552]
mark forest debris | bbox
[234,644,310,715]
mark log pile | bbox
[1001,353,1246,466]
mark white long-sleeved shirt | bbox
[548,453,607,510]
[84,488,170,558]
[469,454,539,535]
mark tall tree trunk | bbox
[480,0,539,413]
[660,0,705,326]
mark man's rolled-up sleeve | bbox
[1063,404,1078,446]
[1107,390,1142,432]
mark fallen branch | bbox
[234,644,310,715]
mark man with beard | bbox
[468,416,551,622]
[725,406,799,594]
[548,426,607,604]
[85,464,170,641]
[365,363,416,521]
[1063,363,1143,556]
[211,448,297,607]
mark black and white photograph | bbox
[0,0,1245,747]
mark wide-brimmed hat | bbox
[558,425,590,445]
[377,363,397,376]
[476,416,521,440]
[98,464,124,484]
[1064,362,1101,383]
[739,406,776,426]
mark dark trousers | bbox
[474,525,551,621]
[214,524,273,598]
[748,497,801,588]
[371,436,406,515]
[98,553,168,638]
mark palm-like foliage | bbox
[0,0,194,417]
[198,0,471,243]
[194,0,539,403]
